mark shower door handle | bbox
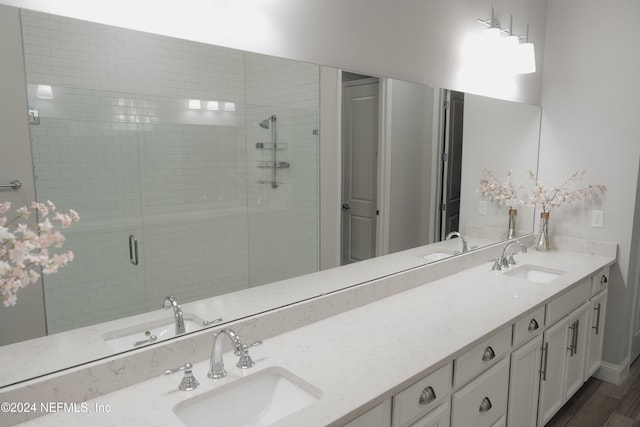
[129,234,139,265]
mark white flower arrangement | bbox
[524,169,607,213]
[479,168,606,214]
[479,168,524,208]
[0,201,79,307]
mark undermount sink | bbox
[503,264,566,284]
[419,248,457,263]
[173,367,321,427]
[102,314,205,352]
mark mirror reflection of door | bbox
[341,74,380,265]
[439,90,464,240]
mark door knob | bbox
[342,203,350,210]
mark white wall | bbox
[539,0,640,371]
[460,94,541,239]
[0,0,547,105]
[386,80,436,254]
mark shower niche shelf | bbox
[255,142,288,150]
[257,161,290,169]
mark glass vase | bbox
[534,212,550,251]
[506,208,517,239]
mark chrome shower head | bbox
[259,118,270,129]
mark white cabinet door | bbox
[344,399,392,427]
[508,335,543,427]
[586,289,608,378]
[563,302,590,400]
[410,401,450,427]
[538,301,592,426]
[537,315,569,426]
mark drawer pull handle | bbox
[540,342,549,381]
[593,303,602,335]
[129,234,139,266]
[528,318,539,331]
[567,321,576,356]
[418,386,437,405]
[479,397,493,413]
[600,275,608,284]
[482,346,496,361]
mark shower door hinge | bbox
[441,153,448,162]
[440,203,446,211]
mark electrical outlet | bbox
[591,210,605,228]
[479,200,488,216]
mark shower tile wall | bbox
[244,54,319,287]
[21,10,319,332]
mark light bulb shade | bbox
[188,99,201,109]
[516,42,536,74]
[482,27,502,40]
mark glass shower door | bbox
[28,85,147,333]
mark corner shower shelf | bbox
[257,161,290,169]
[255,142,288,150]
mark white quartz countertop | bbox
[14,248,615,426]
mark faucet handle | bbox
[490,258,502,271]
[165,362,199,391]
[236,339,263,369]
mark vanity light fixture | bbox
[481,6,501,39]
[477,8,536,75]
[500,16,519,57]
[188,99,202,109]
[207,101,219,111]
[223,102,235,112]
[37,84,53,99]
[516,24,536,74]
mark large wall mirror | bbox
[0,8,541,387]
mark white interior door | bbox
[341,79,379,265]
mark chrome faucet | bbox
[208,328,263,380]
[162,295,185,335]
[445,231,469,253]
[497,240,528,269]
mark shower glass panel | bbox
[28,87,148,333]
[22,10,320,334]
[27,81,319,335]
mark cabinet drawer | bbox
[451,358,509,427]
[591,267,610,296]
[393,363,452,427]
[546,279,591,326]
[513,305,545,347]
[409,401,450,427]
[454,326,511,389]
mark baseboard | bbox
[594,356,630,385]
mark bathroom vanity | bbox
[0,237,615,427]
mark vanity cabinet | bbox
[345,267,610,427]
[537,274,606,426]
